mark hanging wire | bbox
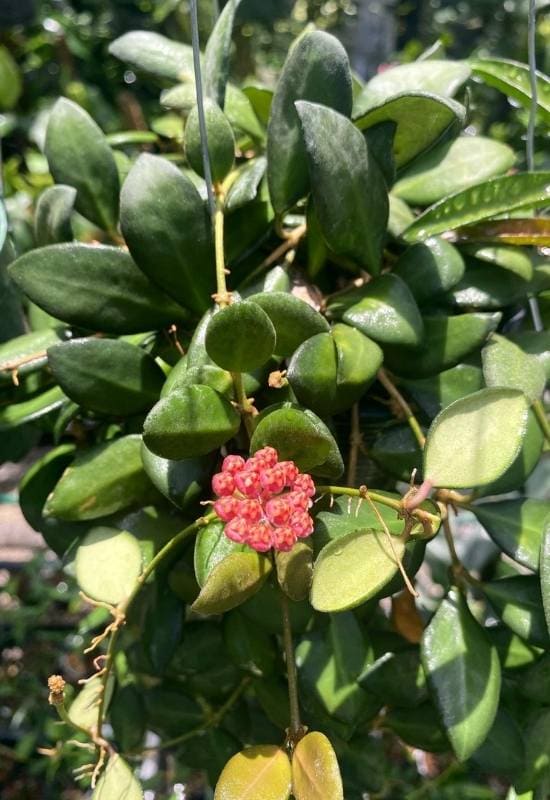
[189,0,216,221]
[526,0,543,333]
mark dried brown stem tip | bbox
[47,674,66,705]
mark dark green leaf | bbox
[370,425,423,482]
[45,98,119,232]
[448,264,529,309]
[267,30,352,215]
[34,184,75,246]
[421,587,501,760]
[120,154,215,314]
[358,648,427,708]
[144,581,184,673]
[247,291,329,357]
[225,156,266,212]
[483,576,549,648]
[0,385,66,430]
[110,685,146,753]
[473,498,549,571]
[470,57,550,124]
[471,709,525,782]
[48,338,165,415]
[185,99,235,182]
[205,301,276,371]
[109,31,194,81]
[191,551,271,615]
[9,243,188,334]
[401,363,483,417]
[519,709,550,791]
[194,519,251,588]
[297,101,388,275]
[384,702,449,752]
[141,441,212,509]
[393,237,465,304]
[224,611,276,676]
[204,0,242,108]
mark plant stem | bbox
[231,371,254,438]
[315,484,441,531]
[442,515,461,570]
[533,398,550,443]
[279,589,301,736]
[214,199,229,305]
[347,403,361,486]
[377,368,426,449]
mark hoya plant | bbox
[1,1,550,797]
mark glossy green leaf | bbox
[540,524,550,640]
[267,30,352,215]
[388,194,415,238]
[204,0,242,108]
[192,551,272,615]
[464,244,533,281]
[92,755,143,800]
[225,156,266,212]
[470,58,550,125]
[393,237,465,305]
[144,384,241,459]
[384,702,449,753]
[311,528,406,612]
[297,101,388,275]
[44,434,157,520]
[9,243,187,334]
[483,576,549,648]
[185,99,235,182]
[34,184,75,246]
[370,425,423,482]
[421,587,501,761]
[510,331,550,381]
[473,498,549,571]
[250,405,343,478]
[0,45,22,110]
[194,519,251,588]
[0,385,66,430]
[358,648,427,709]
[48,338,165,415]
[140,442,211,510]
[75,526,142,605]
[247,291,329,357]
[292,731,343,800]
[0,327,65,385]
[482,334,546,404]
[449,265,529,309]
[470,709,525,782]
[214,745,291,800]
[287,325,381,416]
[339,274,423,345]
[355,60,470,114]
[384,312,500,378]
[424,388,529,489]
[120,154,214,314]
[354,93,465,169]
[275,541,313,602]
[479,407,544,496]
[519,709,550,792]
[69,673,114,731]
[45,98,119,232]
[403,173,550,242]
[109,31,194,81]
[205,301,276,371]
[402,363,483,417]
[393,136,515,206]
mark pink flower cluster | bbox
[212,447,315,552]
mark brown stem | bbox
[347,403,361,486]
[377,368,426,449]
[279,589,301,736]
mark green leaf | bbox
[34,185,76,246]
[296,101,388,275]
[185,99,235,182]
[194,519,251,588]
[470,709,525,782]
[510,331,550,381]
[48,338,165,416]
[225,156,266,212]
[45,98,119,232]
[267,30,352,215]
[250,405,343,478]
[421,587,501,761]
[204,0,242,108]
[464,244,533,281]
[192,551,272,615]
[214,745,291,800]
[354,93,466,169]
[470,58,550,125]
[0,327,65,386]
[311,528,406,612]
[370,425,423,482]
[383,312,501,378]
[247,291,329,357]
[75,526,142,605]
[0,385,66,430]
[292,731,343,800]
[519,653,550,704]
[109,31,194,81]
[69,673,114,731]
[519,709,550,792]
[482,334,546,404]
[275,541,313,602]
[44,434,157,520]
[482,576,550,649]
[388,194,415,238]
[393,237,465,305]
[473,498,549,571]
[354,60,470,114]
[358,649,427,709]
[384,702,449,753]
[424,388,529,489]
[241,581,312,635]
[92,755,143,800]
[120,154,215,314]
[205,301,276,371]
[287,325,382,416]
[393,136,515,206]
[540,524,550,641]
[141,442,212,510]
[0,45,22,110]
[110,685,146,753]
[479,407,544,496]
[402,363,483,417]
[337,274,423,345]
[9,243,188,334]
[403,173,550,243]
[224,611,276,676]
[448,265,529,309]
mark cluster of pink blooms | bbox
[211,447,315,552]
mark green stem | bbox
[55,701,97,741]
[214,198,229,304]
[315,484,441,531]
[533,399,550,443]
[279,589,301,736]
[231,370,254,439]
[377,368,426,449]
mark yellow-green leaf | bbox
[192,551,272,616]
[292,731,343,800]
[69,674,114,731]
[75,527,142,605]
[214,745,291,800]
[92,754,143,800]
